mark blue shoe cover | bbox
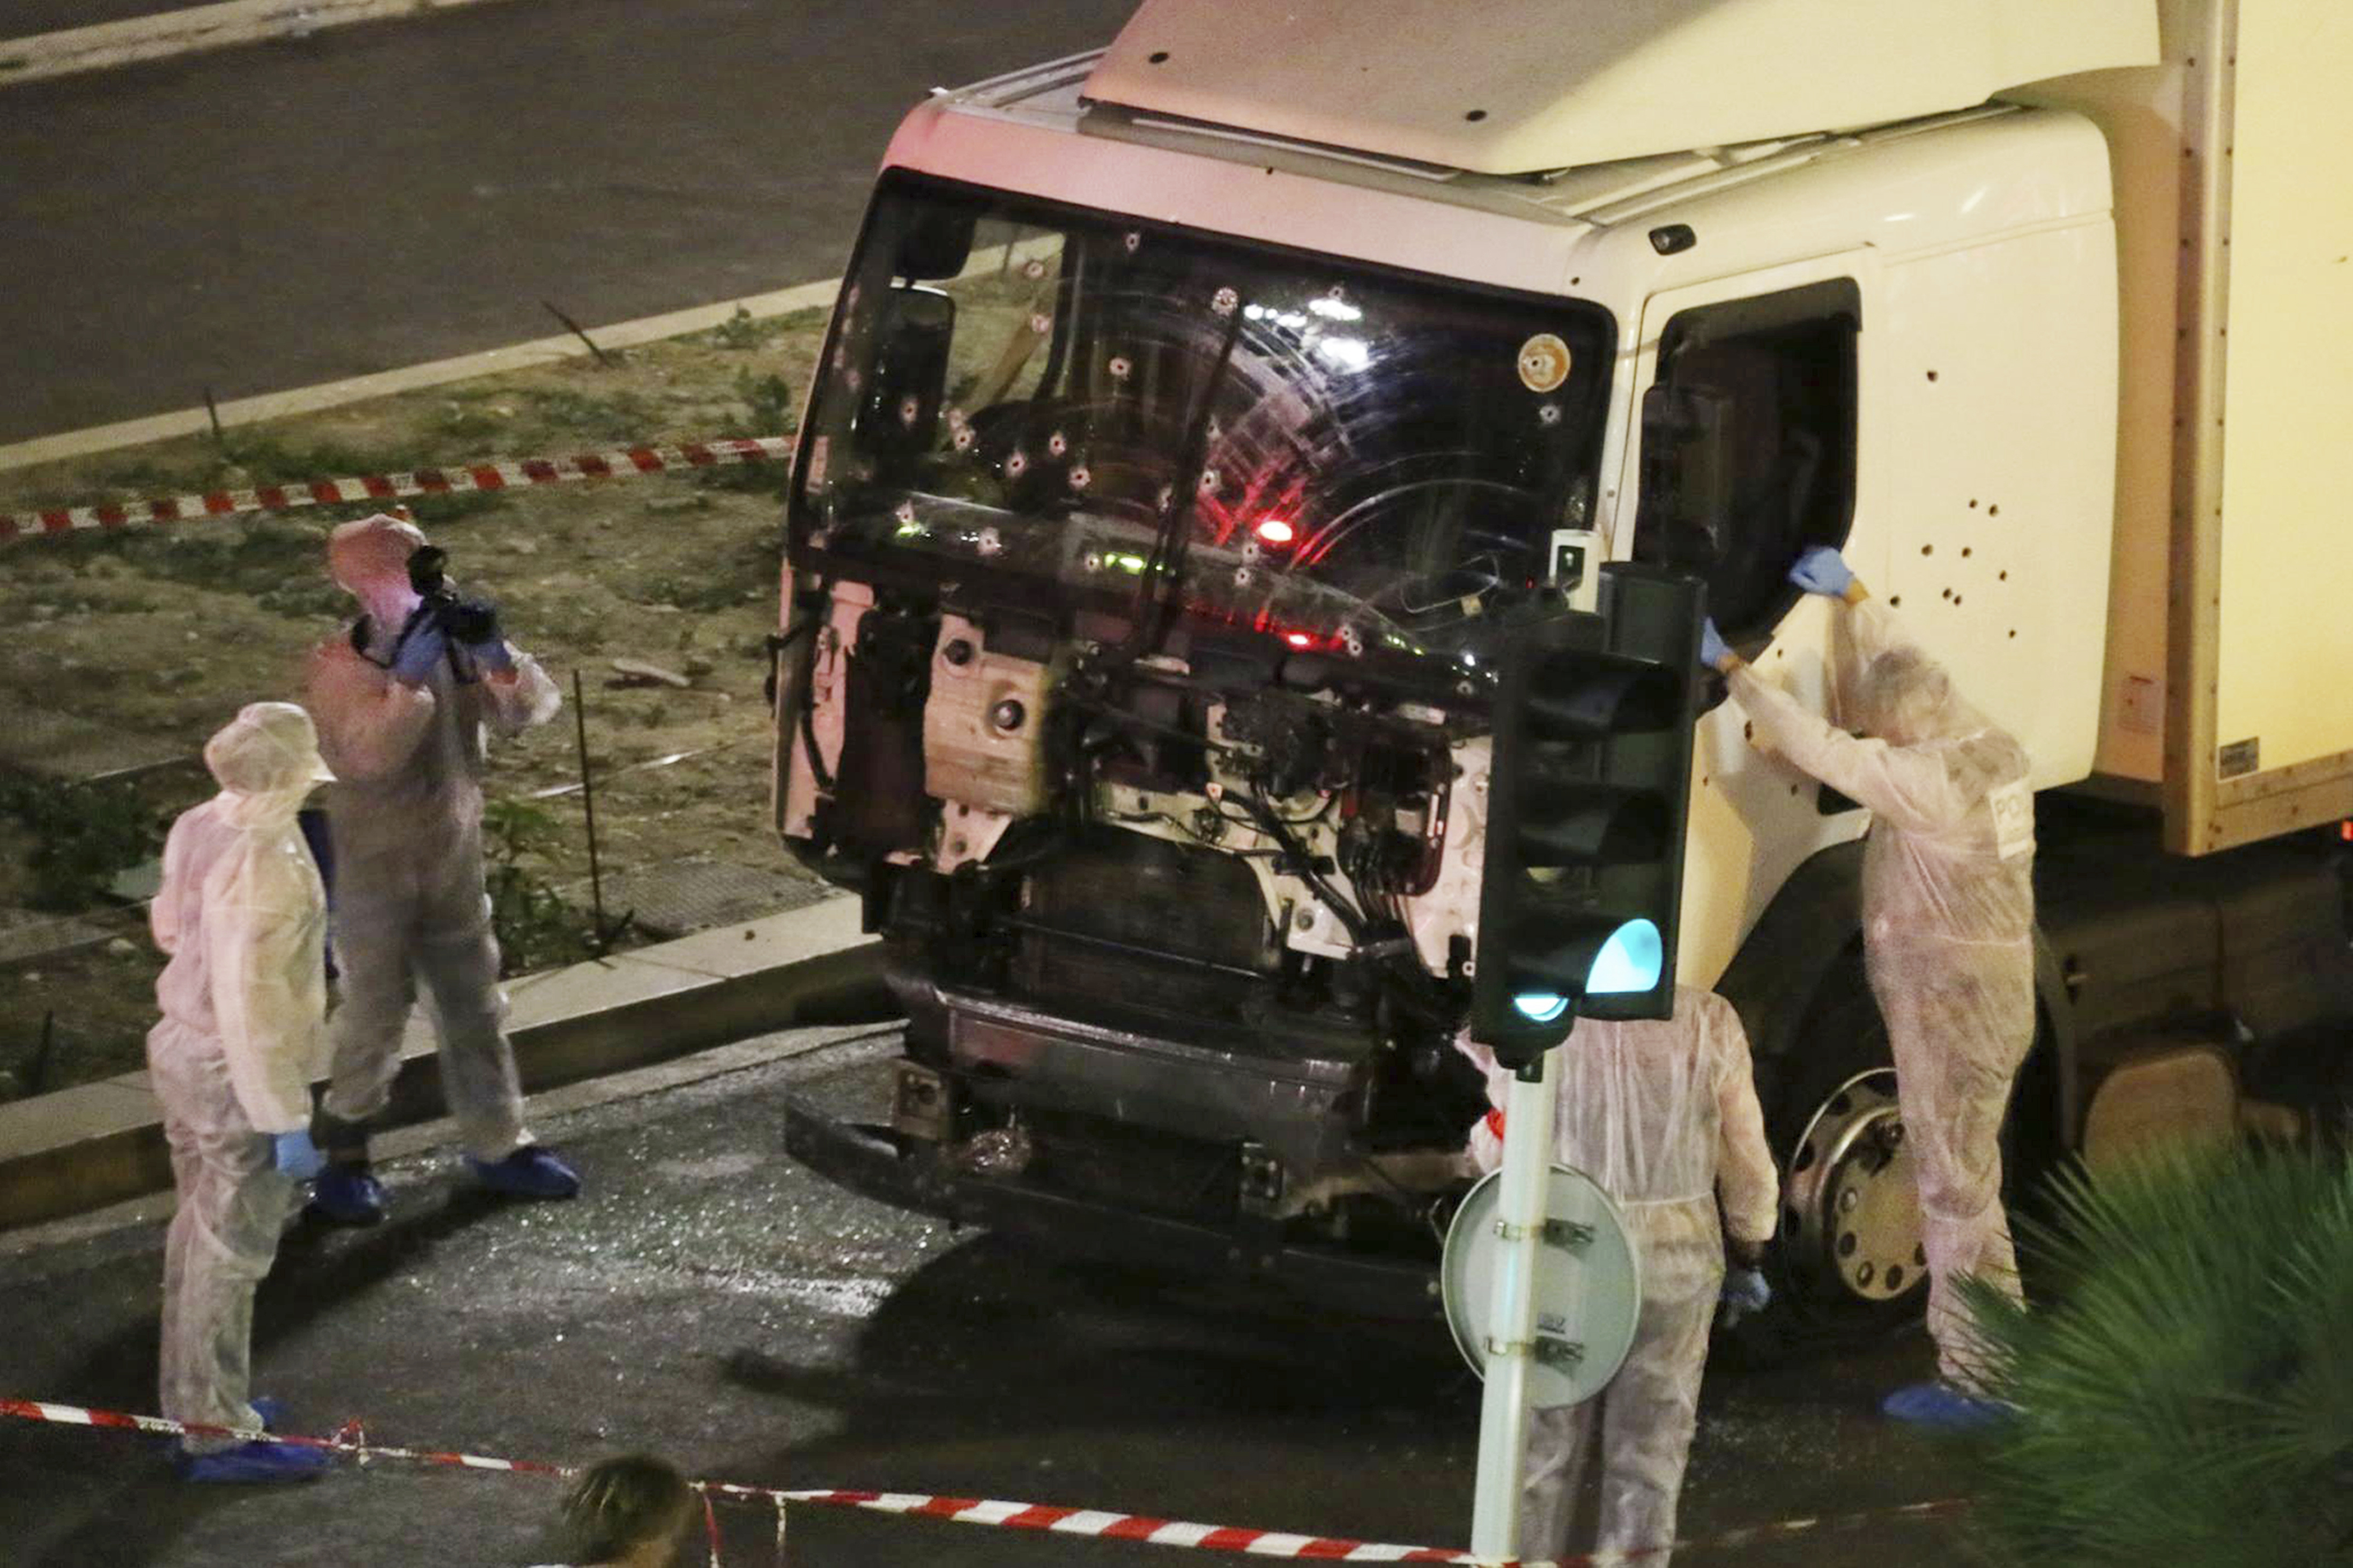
[168,1392,315,1475]
[173,1439,332,1484]
[465,1145,581,1200]
[150,1398,279,1452]
[1882,1381,2011,1431]
[307,1163,388,1226]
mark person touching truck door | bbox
[1704,545,2036,1430]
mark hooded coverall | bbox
[1726,596,2037,1388]
[1465,986,1778,1565]
[305,514,561,1161]
[149,703,333,1448]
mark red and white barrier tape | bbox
[0,1396,562,1474]
[702,1488,1479,1562]
[0,435,793,544]
[0,1395,1966,1566]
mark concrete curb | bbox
[0,893,889,1231]
[0,0,522,87]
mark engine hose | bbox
[1242,784,1369,945]
[798,681,836,793]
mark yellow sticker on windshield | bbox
[1517,334,1573,393]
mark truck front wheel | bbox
[1752,953,1931,1350]
[1783,1066,1927,1310]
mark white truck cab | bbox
[772,0,2353,1329]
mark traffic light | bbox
[1469,563,1705,1067]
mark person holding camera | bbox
[302,512,580,1223]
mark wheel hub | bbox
[1786,1069,1927,1304]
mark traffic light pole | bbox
[1460,564,1702,1559]
[1468,1047,1561,1563]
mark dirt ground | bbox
[0,307,838,1095]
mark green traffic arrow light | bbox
[1585,917,1662,994]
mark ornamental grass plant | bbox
[1962,1143,2353,1566]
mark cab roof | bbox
[1083,0,2157,176]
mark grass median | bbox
[0,304,832,1097]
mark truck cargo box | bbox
[2030,0,2353,852]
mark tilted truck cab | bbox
[771,0,2353,1325]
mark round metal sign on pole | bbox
[1442,1163,1643,1409]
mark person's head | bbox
[326,511,430,626]
[1857,645,1958,746]
[203,702,333,811]
[558,1454,697,1568]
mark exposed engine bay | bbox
[778,576,1502,1261]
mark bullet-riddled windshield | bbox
[792,173,1613,657]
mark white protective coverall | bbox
[149,702,333,1449]
[1726,597,2036,1387]
[306,515,561,1159]
[1464,986,1777,1565]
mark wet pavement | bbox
[0,1027,1978,1566]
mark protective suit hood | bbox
[203,702,332,828]
[1858,644,1982,748]
[328,513,429,630]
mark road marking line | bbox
[0,0,527,88]
[0,276,844,475]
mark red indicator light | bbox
[1255,517,1297,546]
[2341,820,2352,842]
[1284,631,1313,649]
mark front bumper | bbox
[782,1093,1446,1320]
[937,986,1376,1176]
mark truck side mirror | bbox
[865,284,956,466]
[1633,382,1735,575]
[895,206,977,280]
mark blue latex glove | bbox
[1720,1265,1771,1328]
[1788,545,1854,598]
[462,636,514,675]
[271,1131,325,1182]
[389,621,449,685]
[1699,618,1731,670]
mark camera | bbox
[405,545,500,645]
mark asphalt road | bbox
[0,0,1135,444]
[0,1025,1977,1567]
[4,0,198,34]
